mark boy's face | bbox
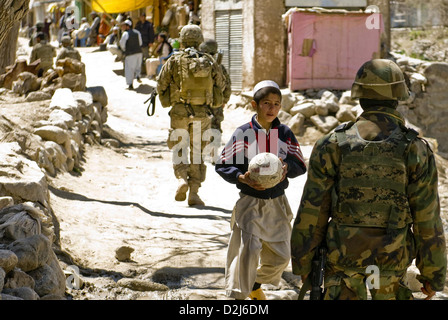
[252,92,281,126]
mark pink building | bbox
[286,9,383,91]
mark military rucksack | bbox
[332,122,418,232]
[177,48,222,107]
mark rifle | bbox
[298,246,327,300]
[144,89,158,116]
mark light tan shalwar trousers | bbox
[225,193,293,300]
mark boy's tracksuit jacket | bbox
[215,114,307,198]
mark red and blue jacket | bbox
[215,114,307,199]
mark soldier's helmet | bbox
[351,59,409,101]
[179,24,204,48]
[199,39,218,55]
[61,35,72,45]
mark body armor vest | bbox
[177,49,214,106]
[333,122,418,231]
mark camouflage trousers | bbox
[323,264,414,300]
[168,104,212,189]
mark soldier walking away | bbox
[290,59,447,300]
[56,35,82,62]
[199,38,231,162]
[156,24,225,206]
[29,32,56,77]
[119,19,143,90]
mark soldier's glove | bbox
[421,281,436,300]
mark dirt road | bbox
[47,47,312,300]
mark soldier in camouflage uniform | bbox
[56,36,82,62]
[156,25,226,206]
[199,38,231,163]
[290,59,447,300]
[199,39,232,131]
[30,32,56,77]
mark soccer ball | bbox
[248,152,284,189]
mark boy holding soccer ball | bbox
[215,80,307,300]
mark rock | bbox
[87,86,108,107]
[39,294,66,300]
[115,246,135,262]
[8,234,52,272]
[0,293,23,300]
[12,72,41,95]
[48,109,75,129]
[277,110,292,124]
[0,196,14,210]
[424,62,448,109]
[0,143,49,205]
[0,267,5,292]
[34,125,69,145]
[0,250,18,273]
[61,73,86,91]
[117,278,169,292]
[0,209,41,241]
[49,87,82,122]
[310,115,339,133]
[280,90,297,113]
[2,287,40,300]
[320,90,340,113]
[50,88,77,109]
[27,251,66,297]
[336,104,357,123]
[409,72,427,84]
[4,268,36,289]
[339,90,357,106]
[314,100,328,116]
[289,101,315,118]
[25,91,52,102]
[0,59,40,90]
[287,113,305,136]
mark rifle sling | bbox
[147,97,156,116]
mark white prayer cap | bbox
[123,19,132,26]
[253,80,280,96]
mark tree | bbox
[0,0,30,74]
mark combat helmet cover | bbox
[199,38,218,55]
[351,59,409,101]
[179,24,204,48]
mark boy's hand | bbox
[280,158,288,182]
[238,172,266,190]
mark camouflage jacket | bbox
[291,106,447,291]
[56,46,82,62]
[30,42,56,71]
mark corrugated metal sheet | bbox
[215,9,243,92]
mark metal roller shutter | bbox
[215,9,243,92]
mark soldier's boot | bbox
[175,177,189,202]
[188,184,204,207]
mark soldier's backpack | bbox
[332,122,418,232]
[177,48,222,107]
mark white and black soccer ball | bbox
[248,152,283,189]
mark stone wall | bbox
[0,85,110,300]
